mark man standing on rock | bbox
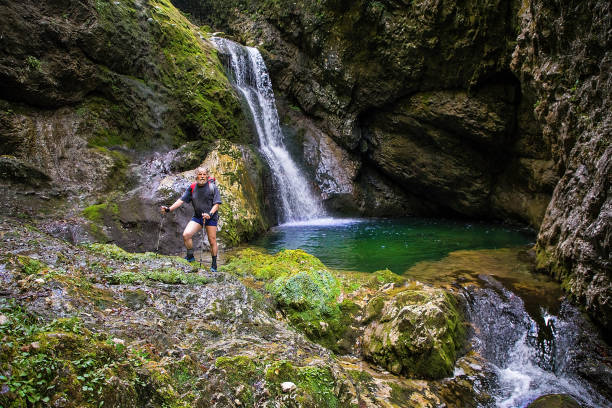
[160,167,222,271]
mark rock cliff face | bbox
[512,0,611,333]
[0,0,272,248]
[208,0,554,223]
[175,0,611,331]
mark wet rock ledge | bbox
[1,215,485,407]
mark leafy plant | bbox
[25,56,41,71]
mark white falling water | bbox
[212,37,324,224]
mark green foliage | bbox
[0,301,143,407]
[0,298,205,407]
[265,361,339,407]
[25,56,41,71]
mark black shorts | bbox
[191,216,218,227]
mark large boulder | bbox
[527,394,581,408]
[221,248,360,352]
[361,285,466,380]
[85,141,273,253]
[155,141,273,249]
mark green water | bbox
[250,218,535,274]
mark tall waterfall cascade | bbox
[212,37,325,224]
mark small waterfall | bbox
[212,37,324,224]
[466,275,610,408]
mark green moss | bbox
[295,366,338,408]
[535,246,574,293]
[215,356,258,405]
[107,271,147,284]
[82,202,119,223]
[83,243,154,262]
[221,249,361,352]
[265,361,339,407]
[16,255,47,275]
[346,369,373,384]
[388,382,418,406]
[363,296,385,324]
[81,244,206,285]
[221,248,325,280]
[367,268,406,288]
[146,268,210,285]
[363,288,466,379]
[149,0,249,144]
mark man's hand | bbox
[161,206,170,214]
[203,212,211,220]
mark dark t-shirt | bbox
[181,180,222,221]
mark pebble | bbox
[34,278,44,284]
[0,314,8,325]
[112,338,125,345]
[281,382,296,392]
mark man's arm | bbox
[203,203,219,219]
[161,199,184,214]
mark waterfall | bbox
[466,275,610,408]
[212,37,324,224]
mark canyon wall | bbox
[176,0,611,331]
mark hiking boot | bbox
[184,255,196,263]
[210,266,217,273]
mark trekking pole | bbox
[155,212,165,257]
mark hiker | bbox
[160,167,222,271]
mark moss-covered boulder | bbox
[361,285,466,380]
[527,394,581,408]
[153,141,272,251]
[221,248,359,352]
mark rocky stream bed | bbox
[2,215,611,407]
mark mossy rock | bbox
[16,255,48,275]
[361,287,466,379]
[0,301,196,407]
[527,394,581,408]
[265,361,341,408]
[221,248,325,280]
[221,249,358,352]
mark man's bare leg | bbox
[205,225,218,270]
[182,221,202,260]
